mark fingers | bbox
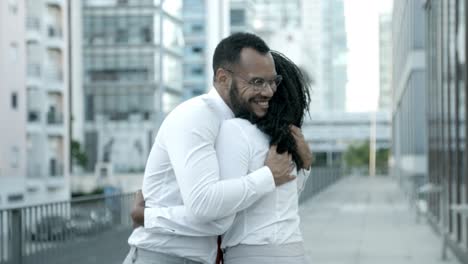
[269,144,278,154]
[289,125,301,136]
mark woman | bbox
[215,50,311,264]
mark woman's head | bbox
[254,51,311,168]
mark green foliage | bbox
[344,141,389,169]
[71,140,88,169]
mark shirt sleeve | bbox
[143,106,275,235]
[296,168,311,194]
[144,205,235,236]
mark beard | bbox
[229,80,262,124]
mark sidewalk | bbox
[299,175,462,264]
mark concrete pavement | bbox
[299,175,462,264]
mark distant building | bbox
[378,13,392,111]
[80,0,184,173]
[301,0,348,113]
[0,0,71,208]
[182,0,230,98]
[230,0,256,33]
[0,0,27,208]
[302,112,391,167]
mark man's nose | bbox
[260,83,275,97]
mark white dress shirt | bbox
[216,118,305,248]
[127,89,276,264]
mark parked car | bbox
[90,207,113,229]
[30,215,71,241]
[70,209,94,236]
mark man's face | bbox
[227,48,277,119]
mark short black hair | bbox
[254,51,311,168]
[212,32,270,78]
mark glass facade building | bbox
[425,0,468,261]
[183,0,207,98]
[82,0,184,173]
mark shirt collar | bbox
[207,88,234,120]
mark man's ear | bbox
[215,68,230,86]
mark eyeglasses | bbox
[224,68,283,92]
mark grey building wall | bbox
[392,0,427,178]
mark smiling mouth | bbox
[253,100,269,109]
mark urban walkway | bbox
[34,175,463,264]
[299,175,462,264]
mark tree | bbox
[344,141,389,170]
[71,140,88,169]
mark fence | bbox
[0,193,134,264]
[299,166,343,203]
[1,167,343,264]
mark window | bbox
[116,29,128,43]
[230,9,246,26]
[192,24,203,32]
[192,46,203,54]
[8,193,23,203]
[8,0,18,13]
[11,147,19,168]
[10,43,18,62]
[192,67,203,75]
[11,92,18,109]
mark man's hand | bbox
[265,145,295,186]
[290,125,313,169]
[131,190,145,228]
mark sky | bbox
[344,0,393,112]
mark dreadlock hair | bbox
[254,51,311,168]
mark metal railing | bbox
[299,166,343,203]
[0,193,134,264]
[0,168,344,264]
[46,112,63,125]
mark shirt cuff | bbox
[144,207,159,229]
[248,166,275,196]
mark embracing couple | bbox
[123,32,312,264]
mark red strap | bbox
[215,236,223,264]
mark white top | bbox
[127,89,276,264]
[216,118,305,248]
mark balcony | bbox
[47,25,62,38]
[26,17,41,40]
[44,66,63,85]
[47,111,63,125]
[49,161,64,177]
[46,26,63,48]
[27,64,41,78]
[28,110,41,123]
[46,0,64,6]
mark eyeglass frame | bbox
[223,68,283,92]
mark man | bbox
[124,33,312,264]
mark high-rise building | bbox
[391,0,427,197]
[0,0,71,208]
[321,0,347,112]
[379,13,393,111]
[230,0,256,33]
[183,0,230,98]
[252,0,301,43]
[80,0,184,173]
[0,0,27,208]
[183,0,208,98]
[298,0,348,113]
[25,0,71,204]
[302,0,324,113]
